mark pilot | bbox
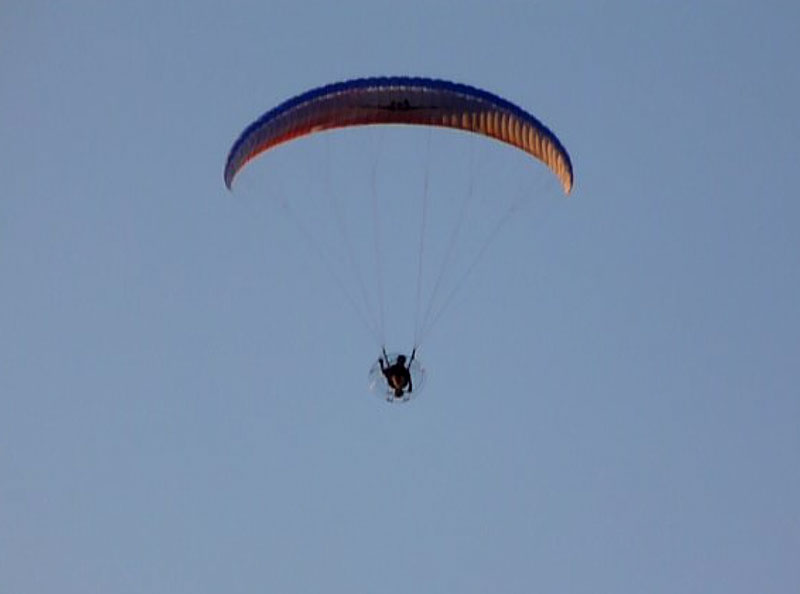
[379,349,415,398]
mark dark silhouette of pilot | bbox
[379,350,414,398]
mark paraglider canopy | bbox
[224,76,573,194]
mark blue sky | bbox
[2,2,798,593]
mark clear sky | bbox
[2,2,798,593]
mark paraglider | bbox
[369,350,424,403]
[379,348,416,399]
[224,77,573,402]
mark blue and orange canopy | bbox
[224,77,573,194]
